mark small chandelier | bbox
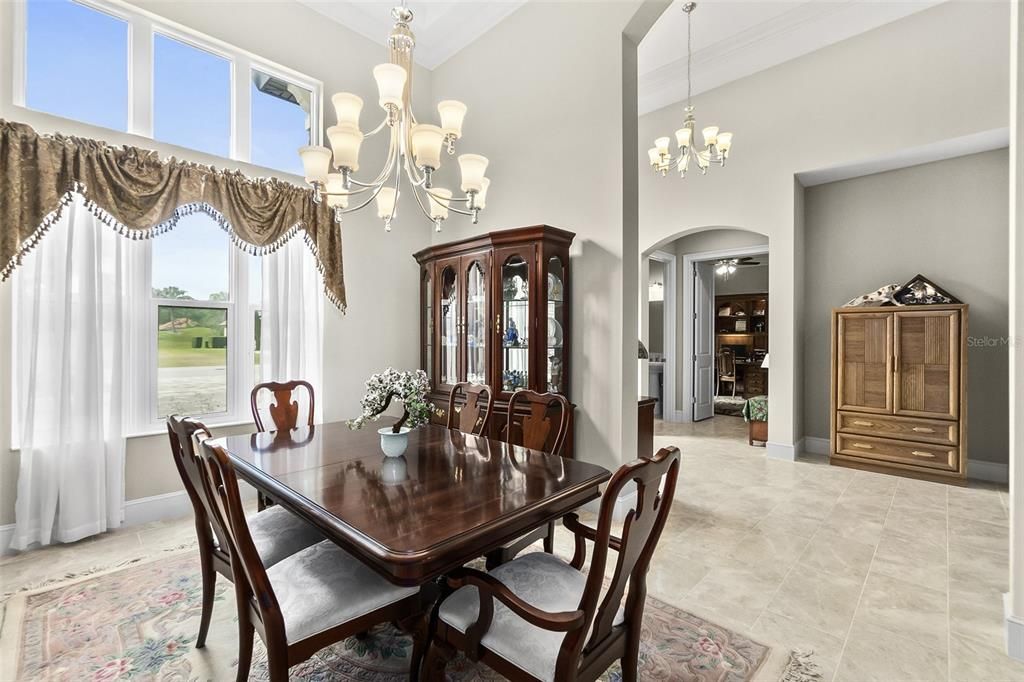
[648,2,733,178]
[297,4,490,233]
[715,259,738,278]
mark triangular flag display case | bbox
[892,274,962,306]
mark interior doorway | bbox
[683,247,769,424]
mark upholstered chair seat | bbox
[267,540,420,643]
[438,552,595,682]
[245,505,326,568]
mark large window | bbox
[148,214,261,424]
[18,0,321,173]
[25,0,129,131]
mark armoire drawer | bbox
[835,434,958,472]
[836,412,957,446]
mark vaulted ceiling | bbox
[298,0,945,114]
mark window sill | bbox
[125,418,256,440]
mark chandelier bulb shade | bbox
[298,145,332,184]
[458,154,489,193]
[331,93,364,128]
[373,63,407,110]
[438,100,468,139]
[299,7,491,231]
[326,124,363,172]
[650,2,734,180]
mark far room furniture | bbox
[830,304,968,482]
[485,390,571,569]
[165,416,324,650]
[716,293,769,397]
[715,349,738,397]
[446,382,496,435]
[422,446,681,682]
[197,440,432,682]
[742,395,768,447]
[414,225,577,457]
[638,396,657,457]
[208,420,610,586]
[250,379,316,509]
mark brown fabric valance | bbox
[1,120,345,311]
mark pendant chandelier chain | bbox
[686,7,692,108]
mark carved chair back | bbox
[447,382,495,436]
[717,349,736,377]
[167,415,231,557]
[504,390,571,456]
[564,446,680,677]
[197,441,287,643]
[251,380,316,432]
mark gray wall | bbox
[803,149,1010,464]
[717,263,769,295]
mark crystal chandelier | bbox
[648,2,733,178]
[297,5,490,232]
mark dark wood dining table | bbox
[211,420,611,587]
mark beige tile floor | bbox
[0,415,1020,681]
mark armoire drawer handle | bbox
[912,426,935,433]
[852,420,874,427]
[852,443,874,450]
[911,450,935,458]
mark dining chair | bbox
[446,382,496,436]
[715,349,737,398]
[485,390,571,569]
[250,379,315,509]
[166,415,325,649]
[197,440,433,682]
[423,446,681,682]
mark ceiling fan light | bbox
[458,153,489,193]
[437,100,468,138]
[411,124,445,170]
[373,63,407,109]
[298,145,332,184]
[331,93,363,128]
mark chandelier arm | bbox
[338,130,400,214]
[338,180,388,215]
[362,116,391,139]
[387,143,402,225]
[410,182,440,223]
[346,124,402,189]
[423,188,475,217]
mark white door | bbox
[692,261,715,421]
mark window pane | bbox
[157,305,227,417]
[154,34,231,156]
[152,214,229,301]
[25,0,128,130]
[251,70,311,174]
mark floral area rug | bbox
[1,550,769,681]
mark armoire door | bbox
[836,312,893,414]
[894,309,960,420]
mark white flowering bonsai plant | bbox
[348,367,434,434]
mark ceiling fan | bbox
[714,257,761,277]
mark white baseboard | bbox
[801,436,830,456]
[0,524,14,555]
[122,490,192,527]
[1005,594,1024,661]
[766,441,796,461]
[970,460,1009,484]
[612,487,638,522]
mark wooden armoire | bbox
[830,304,968,482]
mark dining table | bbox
[210,419,612,587]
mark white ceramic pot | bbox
[378,426,411,457]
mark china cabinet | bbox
[414,225,575,455]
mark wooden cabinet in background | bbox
[830,304,967,483]
[415,225,576,456]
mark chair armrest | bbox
[445,566,584,662]
[563,512,622,569]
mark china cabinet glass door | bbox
[423,267,434,387]
[496,247,534,393]
[545,255,567,394]
[438,260,459,388]
[464,257,488,385]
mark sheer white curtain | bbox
[259,235,323,422]
[11,196,142,550]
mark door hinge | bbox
[692,396,697,404]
